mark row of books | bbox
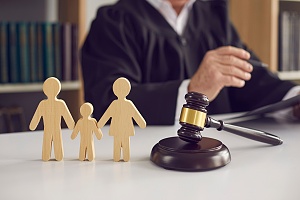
[278,11,300,72]
[0,22,78,84]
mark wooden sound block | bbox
[150,137,231,171]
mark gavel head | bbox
[177,92,209,143]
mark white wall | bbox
[86,0,117,31]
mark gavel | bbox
[150,92,282,171]
[177,92,283,145]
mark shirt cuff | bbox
[175,79,190,121]
[268,85,300,120]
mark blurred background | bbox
[0,0,299,133]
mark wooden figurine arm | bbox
[71,121,80,140]
[92,118,103,140]
[132,103,146,129]
[94,127,103,140]
[29,103,42,131]
[97,105,112,128]
[61,101,75,130]
[133,114,147,129]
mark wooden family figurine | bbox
[71,103,103,161]
[29,76,146,162]
[29,77,75,161]
[98,77,147,162]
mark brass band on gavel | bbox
[179,107,207,129]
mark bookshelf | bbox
[0,0,86,132]
[0,81,80,94]
[229,0,300,81]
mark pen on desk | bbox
[248,59,269,68]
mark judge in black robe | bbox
[81,0,296,125]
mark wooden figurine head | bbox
[43,77,61,99]
[113,77,131,99]
[80,103,94,118]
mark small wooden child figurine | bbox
[98,77,147,162]
[71,103,103,161]
[29,77,75,161]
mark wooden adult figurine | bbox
[71,103,103,161]
[98,77,146,162]
[29,77,75,161]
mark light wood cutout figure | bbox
[71,103,103,161]
[29,77,75,161]
[98,77,146,162]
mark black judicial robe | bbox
[81,0,296,125]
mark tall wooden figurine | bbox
[29,77,75,161]
[71,103,103,161]
[98,77,146,162]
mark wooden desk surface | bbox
[0,116,299,200]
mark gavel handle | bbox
[205,117,283,146]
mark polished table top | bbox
[0,115,299,200]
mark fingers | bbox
[204,63,247,88]
[221,74,246,88]
[205,47,252,82]
[215,61,252,82]
[217,46,251,60]
[217,54,253,73]
[213,46,253,83]
[188,46,253,101]
[216,46,253,75]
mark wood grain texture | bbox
[98,77,146,162]
[229,0,278,71]
[29,77,75,161]
[71,102,102,161]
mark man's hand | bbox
[188,46,253,101]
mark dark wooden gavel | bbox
[177,92,283,145]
